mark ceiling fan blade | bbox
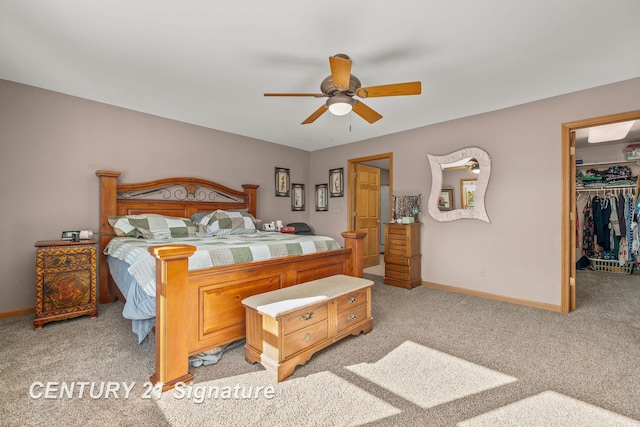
[264,93,322,97]
[356,81,421,98]
[301,105,328,125]
[329,55,352,91]
[352,100,383,124]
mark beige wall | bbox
[310,77,640,307]
[0,79,311,312]
[2,77,640,313]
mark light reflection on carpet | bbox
[155,370,401,426]
[458,391,640,426]
[346,340,517,409]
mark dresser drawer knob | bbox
[300,312,314,321]
[348,313,358,321]
[348,296,358,304]
[302,333,312,342]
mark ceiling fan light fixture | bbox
[327,94,354,116]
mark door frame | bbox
[561,109,640,313]
[347,153,393,232]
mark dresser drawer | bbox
[384,255,410,266]
[281,302,328,335]
[336,288,368,313]
[337,301,368,332]
[283,319,328,359]
[385,262,410,273]
[387,224,407,236]
[385,269,412,281]
[386,246,409,257]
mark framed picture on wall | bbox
[315,184,328,211]
[329,168,343,197]
[291,183,305,211]
[460,179,477,210]
[275,167,290,197]
[439,188,454,211]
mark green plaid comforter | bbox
[104,232,341,297]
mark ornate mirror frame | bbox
[427,147,491,223]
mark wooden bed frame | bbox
[96,170,365,391]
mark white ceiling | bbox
[1,1,639,152]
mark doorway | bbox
[348,153,393,270]
[561,110,640,313]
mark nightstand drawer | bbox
[41,250,92,270]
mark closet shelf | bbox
[576,159,640,167]
[576,184,636,192]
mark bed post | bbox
[96,170,121,303]
[341,231,367,277]
[148,244,197,392]
[242,184,259,218]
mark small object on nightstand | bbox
[33,240,98,330]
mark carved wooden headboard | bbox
[95,170,259,303]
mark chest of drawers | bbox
[242,274,373,381]
[384,223,421,289]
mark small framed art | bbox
[315,184,328,211]
[275,167,290,197]
[291,183,305,211]
[439,188,454,211]
[329,167,343,197]
[460,178,477,210]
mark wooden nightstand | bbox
[34,240,98,330]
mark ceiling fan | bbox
[264,53,422,125]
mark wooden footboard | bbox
[96,170,366,391]
[149,231,365,391]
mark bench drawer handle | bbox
[348,313,358,321]
[300,312,314,321]
[348,296,358,304]
[303,333,312,342]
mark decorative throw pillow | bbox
[108,214,197,239]
[197,209,257,236]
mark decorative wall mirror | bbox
[427,147,491,223]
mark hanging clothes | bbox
[582,195,595,257]
[592,195,612,252]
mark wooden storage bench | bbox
[242,274,373,381]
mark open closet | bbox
[572,118,640,310]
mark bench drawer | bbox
[337,302,368,332]
[281,302,328,335]
[283,319,329,359]
[336,288,368,313]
